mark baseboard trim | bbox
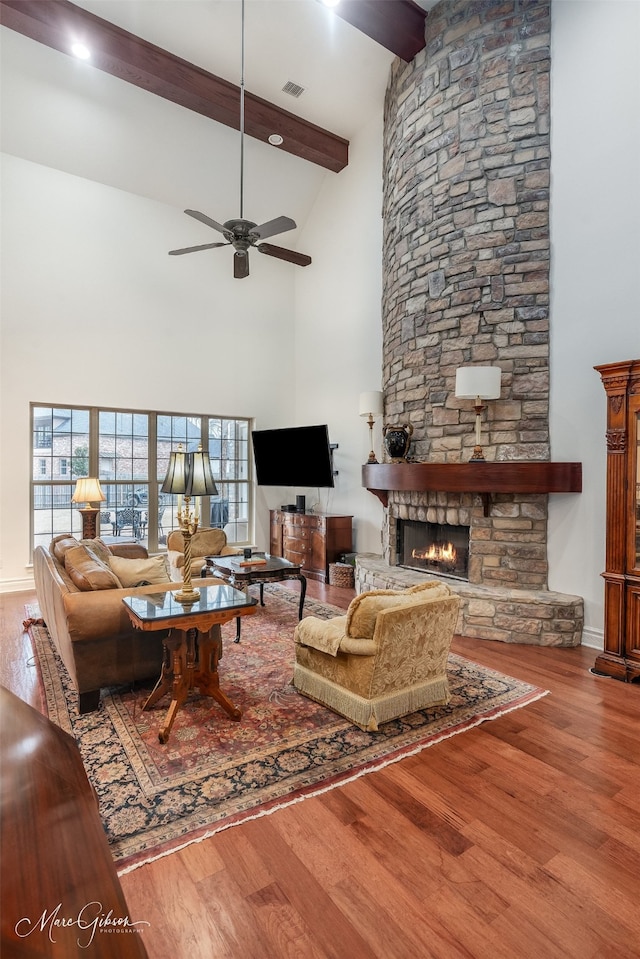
[580,625,604,650]
[0,575,35,594]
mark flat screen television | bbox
[252,424,335,488]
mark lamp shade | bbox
[161,446,188,494]
[185,447,218,496]
[71,477,105,506]
[455,366,502,400]
[161,444,218,497]
[359,391,384,417]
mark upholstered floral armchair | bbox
[293,581,461,731]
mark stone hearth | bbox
[356,554,583,648]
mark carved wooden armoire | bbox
[594,359,640,681]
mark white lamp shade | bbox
[71,477,105,505]
[455,366,502,400]
[359,391,384,417]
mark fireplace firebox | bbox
[397,520,470,581]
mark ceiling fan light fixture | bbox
[268,134,284,146]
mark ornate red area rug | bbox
[26,586,548,874]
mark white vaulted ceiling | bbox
[0,1,434,235]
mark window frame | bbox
[30,403,253,558]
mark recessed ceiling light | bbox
[71,42,91,60]
[268,134,284,146]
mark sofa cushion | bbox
[51,534,81,566]
[108,553,170,587]
[64,544,122,591]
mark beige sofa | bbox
[166,527,239,581]
[294,581,461,731]
[33,534,177,714]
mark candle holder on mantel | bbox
[359,391,384,464]
[161,444,218,604]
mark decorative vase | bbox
[383,423,413,462]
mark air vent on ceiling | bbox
[282,80,305,98]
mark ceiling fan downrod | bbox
[167,0,312,277]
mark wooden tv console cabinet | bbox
[269,509,353,583]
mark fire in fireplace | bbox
[397,520,470,581]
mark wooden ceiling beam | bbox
[333,0,427,62]
[0,0,349,173]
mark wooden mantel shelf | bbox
[362,461,582,510]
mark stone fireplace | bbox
[356,0,583,647]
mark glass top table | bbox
[122,584,258,743]
[122,583,257,626]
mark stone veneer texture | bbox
[380,0,554,593]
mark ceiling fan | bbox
[168,0,312,279]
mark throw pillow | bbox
[345,590,405,638]
[80,537,112,566]
[406,581,450,596]
[108,553,170,587]
[64,544,122,591]
[169,528,228,558]
[51,534,80,565]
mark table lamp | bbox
[359,391,384,464]
[71,477,106,539]
[161,444,218,603]
[455,366,502,461]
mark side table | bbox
[123,584,257,743]
[202,552,306,642]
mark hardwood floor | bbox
[2,583,640,959]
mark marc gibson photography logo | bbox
[15,901,150,948]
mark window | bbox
[31,405,252,556]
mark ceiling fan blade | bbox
[184,210,228,234]
[169,242,229,256]
[253,216,297,241]
[234,251,250,279]
[257,243,312,267]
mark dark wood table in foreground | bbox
[0,685,149,958]
[123,583,257,743]
[202,552,307,642]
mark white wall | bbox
[0,113,385,589]
[252,114,386,554]
[548,0,640,646]
[0,154,295,587]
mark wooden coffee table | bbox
[123,583,257,743]
[202,552,307,642]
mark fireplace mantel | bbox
[362,462,582,510]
